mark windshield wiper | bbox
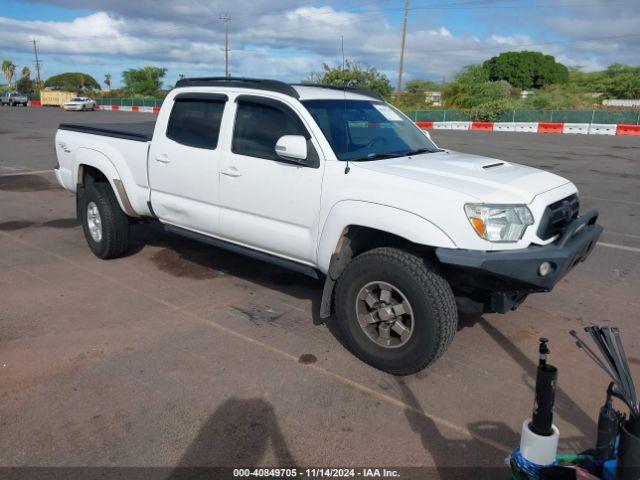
[348,152,404,162]
[402,147,438,156]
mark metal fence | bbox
[405,109,640,125]
[96,98,164,108]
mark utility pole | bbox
[395,0,410,103]
[32,39,42,86]
[219,14,231,77]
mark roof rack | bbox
[174,77,300,99]
[292,83,383,100]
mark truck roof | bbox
[174,77,382,102]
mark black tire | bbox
[79,182,131,259]
[334,247,457,375]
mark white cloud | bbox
[1,0,639,87]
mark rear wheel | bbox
[334,247,457,375]
[79,182,131,259]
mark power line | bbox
[396,0,410,103]
[31,39,42,85]
[219,14,231,77]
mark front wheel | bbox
[334,247,457,375]
[79,182,131,259]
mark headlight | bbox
[464,204,534,242]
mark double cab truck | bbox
[54,77,602,374]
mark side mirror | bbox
[275,135,307,163]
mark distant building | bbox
[424,91,442,107]
[603,99,640,108]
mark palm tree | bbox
[104,73,111,90]
[2,60,16,89]
[21,66,31,79]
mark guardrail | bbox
[406,109,640,125]
[416,121,640,136]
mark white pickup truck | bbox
[54,77,602,374]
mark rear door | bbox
[148,92,228,235]
[218,95,324,264]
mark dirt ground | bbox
[0,107,638,477]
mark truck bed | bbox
[58,122,155,142]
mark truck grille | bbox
[537,194,580,240]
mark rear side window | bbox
[232,98,307,161]
[167,98,225,150]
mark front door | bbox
[148,93,228,235]
[219,95,324,264]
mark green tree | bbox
[442,65,513,121]
[21,66,30,79]
[306,60,393,100]
[104,73,111,90]
[483,51,569,89]
[45,72,101,91]
[2,60,16,89]
[122,66,167,96]
[399,79,442,109]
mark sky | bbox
[1,0,639,90]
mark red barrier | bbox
[471,122,494,131]
[537,122,563,134]
[29,100,42,107]
[416,121,433,130]
[111,105,120,111]
[616,124,640,136]
[132,106,139,112]
[152,107,160,114]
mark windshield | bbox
[302,99,438,161]
[71,98,83,101]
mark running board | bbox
[164,224,320,280]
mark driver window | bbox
[232,98,307,161]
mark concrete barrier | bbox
[515,122,538,133]
[563,123,589,134]
[589,124,617,135]
[449,121,471,130]
[471,122,494,131]
[538,122,564,134]
[616,124,640,136]
[416,121,433,130]
[493,122,516,132]
[433,122,451,130]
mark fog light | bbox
[538,261,554,277]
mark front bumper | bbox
[435,209,602,291]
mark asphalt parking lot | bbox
[1,107,639,474]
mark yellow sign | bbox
[40,90,76,107]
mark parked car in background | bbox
[0,92,28,106]
[62,97,96,111]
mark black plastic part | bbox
[537,194,580,241]
[292,83,383,100]
[435,210,602,290]
[174,77,300,99]
[530,339,558,437]
[164,224,320,280]
[59,122,155,142]
[617,421,640,480]
[595,384,621,462]
[174,92,228,102]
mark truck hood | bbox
[353,150,570,204]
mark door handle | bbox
[221,166,242,178]
[155,154,171,164]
